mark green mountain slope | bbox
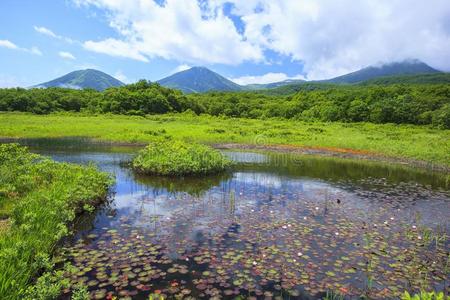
[243,79,306,90]
[35,69,124,91]
[360,72,450,85]
[157,67,241,93]
[324,60,440,84]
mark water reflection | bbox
[2,138,449,299]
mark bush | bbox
[132,140,232,176]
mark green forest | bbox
[0,80,449,129]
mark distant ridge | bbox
[323,60,440,84]
[244,79,306,90]
[31,60,444,94]
[157,67,241,93]
[34,69,124,91]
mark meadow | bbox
[0,112,449,168]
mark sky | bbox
[1,0,450,87]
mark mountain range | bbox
[33,60,443,92]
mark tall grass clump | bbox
[132,139,232,176]
[0,144,112,299]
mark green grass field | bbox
[0,112,449,167]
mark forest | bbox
[0,80,449,129]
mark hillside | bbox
[35,69,124,91]
[324,60,440,84]
[157,67,241,93]
[360,73,450,85]
[244,79,306,90]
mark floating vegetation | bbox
[13,143,447,300]
[59,177,449,299]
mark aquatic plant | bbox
[71,285,90,300]
[0,144,112,299]
[132,139,232,176]
[402,290,449,300]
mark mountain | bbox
[35,69,124,91]
[324,60,440,84]
[244,79,306,90]
[157,67,241,93]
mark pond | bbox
[6,138,450,299]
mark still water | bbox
[10,138,450,299]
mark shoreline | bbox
[1,136,448,173]
[214,143,450,173]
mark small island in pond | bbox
[132,140,232,176]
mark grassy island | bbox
[132,140,232,176]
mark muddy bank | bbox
[214,143,450,174]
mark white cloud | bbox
[84,38,149,62]
[76,0,263,64]
[0,39,42,55]
[74,0,450,78]
[76,63,100,70]
[34,26,58,38]
[231,0,450,78]
[114,70,129,83]
[171,64,191,74]
[0,40,19,49]
[29,46,42,56]
[230,72,305,85]
[59,51,76,60]
[34,25,75,43]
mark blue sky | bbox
[1,0,449,87]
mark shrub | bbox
[132,140,232,176]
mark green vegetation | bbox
[192,84,450,128]
[132,140,232,176]
[361,73,450,85]
[0,113,449,167]
[0,80,449,128]
[0,144,112,299]
[401,290,449,300]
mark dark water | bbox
[5,138,450,299]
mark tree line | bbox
[0,80,448,129]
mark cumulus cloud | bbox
[74,0,450,79]
[0,39,42,55]
[34,25,75,43]
[231,0,450,79]
[230,72,305,85]
[75,0,263,65]
[84,38,149,62]
[59,51,76,60]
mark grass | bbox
[0,112,449,167]
[132,139,232,176]
[0,144,112,299]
